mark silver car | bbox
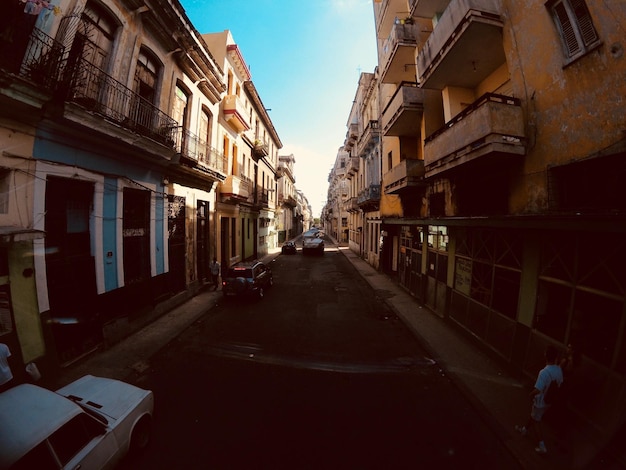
[0,375,154,469]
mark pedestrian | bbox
[210,257,220,291]
[0,342,13,393]
[515,345,564,454]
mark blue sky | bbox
[180,0,378,217]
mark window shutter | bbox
[553,2,581,57]
[570,0,599,46]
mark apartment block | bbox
[326,0,626,446]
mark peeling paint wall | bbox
[504,0,626,213]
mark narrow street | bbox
[120,241,520,470]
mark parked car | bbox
[0,375,154,470]
[281,241,297,255]
[302,233,325,256]
[222,260,273,299]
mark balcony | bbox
[253,140,269,159]
[344,123,358,151]
[411,0,449,18]
[358,184,381,211]
[0,27,65,92]
[383,159,425,194]
[254,188,270,208]
[345,197,360,213]
[381,82,424,136]
[279,194,298,207]
[380,22,421,84]
[424,93,526,177]
[346,156,360,178]
[376,0,414,48]
[417,0,505,90]
[357,120,381,156]
[172,128,228,179]
[66,57,178,147]
[220,174,251,201]
[223,94,251,133]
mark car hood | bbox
[56,375,153,421]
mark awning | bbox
[0,227,45,243]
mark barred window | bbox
[547,0,600,62]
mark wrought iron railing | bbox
[0,27,65,91]
[358,184,381,205]
[65,57,178,146]
[171,127,228,174]
[254,188,270,206]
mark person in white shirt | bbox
[209,258,220,291]
[0,342,13,392]
[515,345,564,454]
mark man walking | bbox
[210,257,220,291]
[516,345,564,454]
[0,342,13,393]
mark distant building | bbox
[276,154,297,242]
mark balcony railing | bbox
[344,123,358,151]
[66,57,178,147]
[380,22,421,84]
[357,120,380,156]
[278,194,298,207]
[254,188,270,207]
[221,174,251,201]
[0,27,65,91]
[346,156,360,178]
[424,93,525,177]
[345,197,359,213]
[417,0,504,89]
[172,127,228,177]
[253,140,269,158]
[381,82,424,136]
[223,94,251,133]
[358,184,381,209]
[383,159,425,194]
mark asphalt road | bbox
[121,241,521,469]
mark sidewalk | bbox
[46,239,610,469]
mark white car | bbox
[0,375,154,470]
[302,231,324,256]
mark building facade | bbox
[203,31,282,269]
[324,0,626,448]
[324,149,349,244]
[276,154,298,242]
[0,2,284,379]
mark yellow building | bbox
[371,0,626,447]
[203,31,282,267]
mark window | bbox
[171,85,189,131]
[123,188,150,284]
[454,229,522,320]
[231,218,236,257]
[547,0,600,61]
[0,170,9,213]
[0,285,12,336]
[80,1,116,70]
[130,49,161,133]
[48,414,103,465]
[537,232,625,367]
[134,49,159,105]
[199,109,212,163]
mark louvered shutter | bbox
[553,2,582,57]
[569,0,599,46]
